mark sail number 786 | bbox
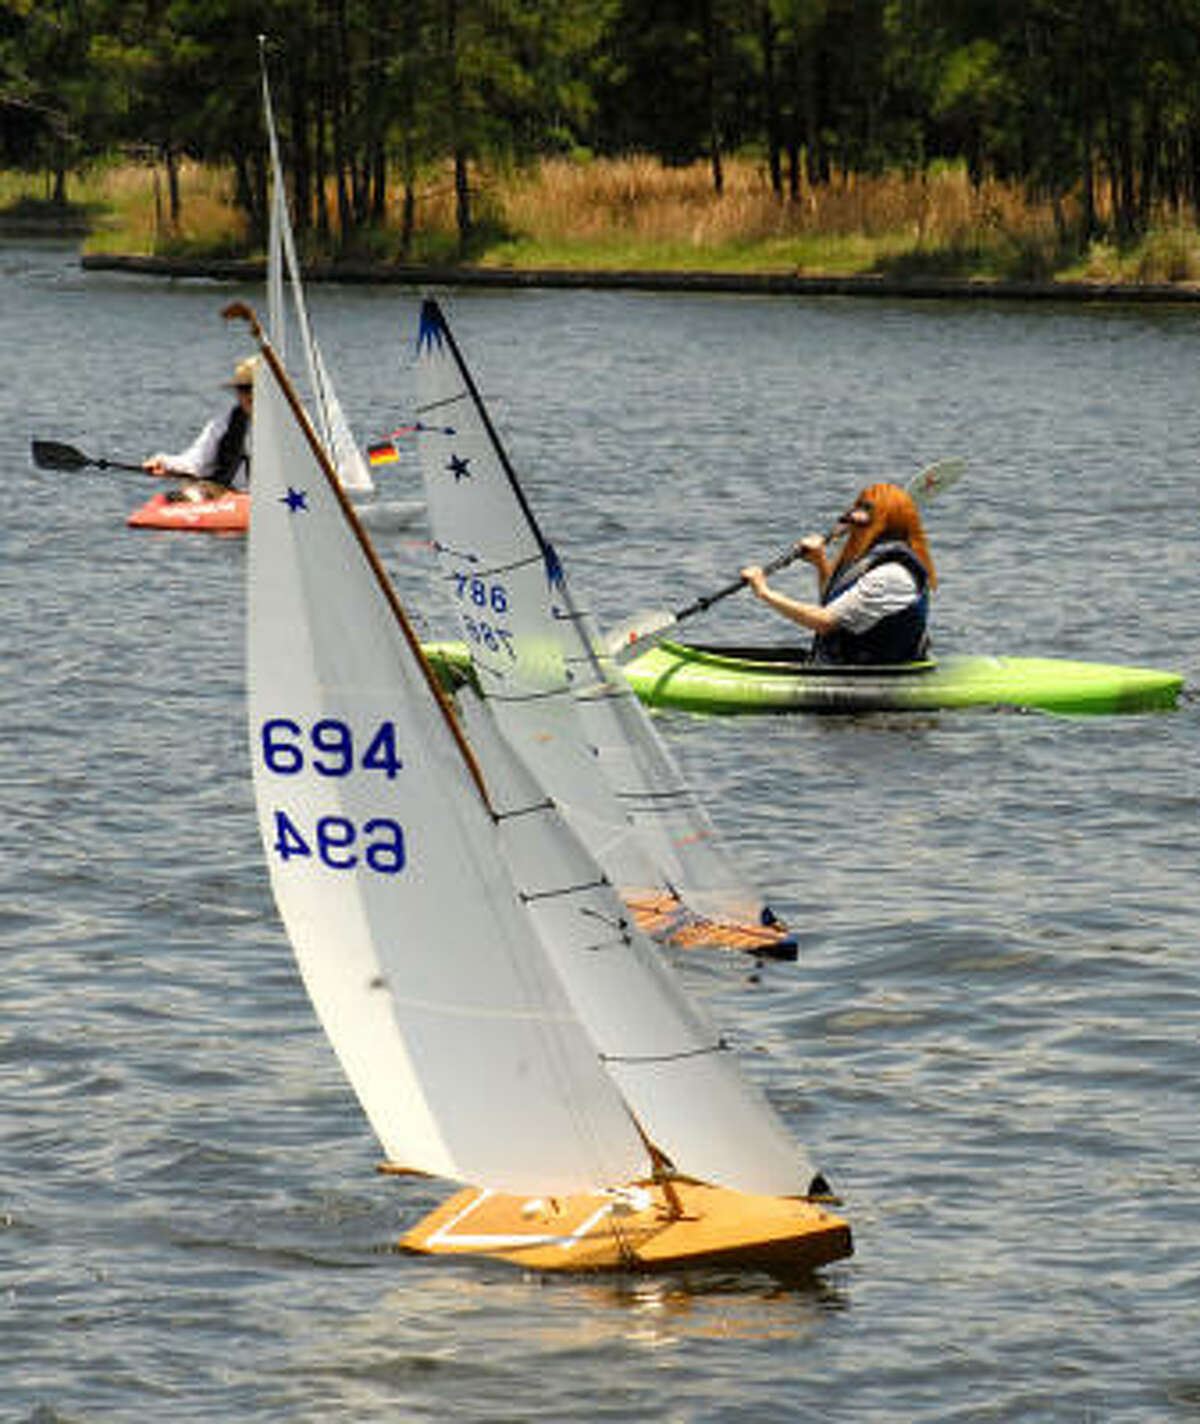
[258,717,406,875]
[452,573,515,659]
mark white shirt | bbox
[825,561,920,632]
[148,409,251,489]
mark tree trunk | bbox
[455,148,471,252]
[701,0,723,195]
[760,2,782,197]
[166,146,181,226]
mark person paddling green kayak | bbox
[742,481,938,665]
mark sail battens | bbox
[440,550,545,581]
[483,686,576,706]
[615,789,698,805]
[518,877,610,905]
[492,797,556,822]
[385,993,582,1027]
[600,1042,727,1066]
[415,391,466,419]
[552,676,626,700]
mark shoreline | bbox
[80,251,1200,304]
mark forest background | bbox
[5,0,1200,285]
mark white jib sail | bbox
[247,340,647,1196]
[414,299,779,934]
[260,45,374,496]
[457,693,810,1197]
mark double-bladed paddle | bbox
[32,439,153,477]
[603,456,965,664]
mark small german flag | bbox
[367,440,400,467]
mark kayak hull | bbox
[127,491,423,534]
[423,640,1183,716]
[127,490,250,532]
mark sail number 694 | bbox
[258,718,407,876]
[270,811,405,874]
[259,717,403,779]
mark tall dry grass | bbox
[10,150,1200,281]
[500,156,1026,243]
[487,156,1069,273]
[82,160,248,254]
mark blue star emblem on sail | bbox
[281,487,308,512]
[446,454,471,481]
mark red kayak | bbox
[127,490,250,533]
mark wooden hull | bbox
[127,489,250,532]
[624,891,797,960]
[402,1179,852,1273]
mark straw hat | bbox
[225,356,258,390]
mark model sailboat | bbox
[232,299,850,1271]
[414,299,795,959]
[259,39,421,529]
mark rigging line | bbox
[575,934,636,955]
[432,540,479,563]
[389,420,457,436]
[570,685,640,706]
[576,907,633,944]
[492,797,556,822]
[518,877,609,904]
[439,549,544,581]
[415,391,465,419]
[600,1040,730,1066]
[562,651,619,669]
[483,686,577,706]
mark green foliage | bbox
[7,0,1200,261]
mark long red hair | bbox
[835,481,937,589]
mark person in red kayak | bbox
[741,481,938,665]
[142,356,255,501]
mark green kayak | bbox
[423,640,1183,716]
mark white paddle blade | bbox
[909,457,965,505]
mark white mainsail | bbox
[245,323,810,1201]
[260,42,374,496]
[414,299,789,948]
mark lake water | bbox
[3,241,1199,1422]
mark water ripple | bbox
[3,246,1199,1421]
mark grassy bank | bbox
[6,155,1200,286]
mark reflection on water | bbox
[2,241,1199,1422]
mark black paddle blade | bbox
[31,439,92,471]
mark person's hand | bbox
[143,457,168,477]
[795,534,825,563]
[741,565,766,595]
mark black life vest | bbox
[212,403,250,487]
[812,541,931,665]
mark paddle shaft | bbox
[671,526,836,622]
[87,455,148,474]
